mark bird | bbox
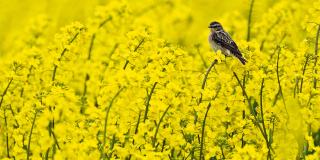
[208,21,247,65]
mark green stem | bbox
[276,47,283,102]
[87,33,96,60]
[201,60,218,90]
[134,111,142,134]
[300,55,311,93]
[275,47,288,118]
[51,131,61,150]
[98,16,112,29]
[27,110,38,160]
[233,72,252,113]
[123,38,146,70]
[87,16,112,60]
[143,82,158,122]
[4,109,10,158]
[161,139,166,152]
[199,103,211,160]
[0,78,13,109]
[302,24,320,159]
[247,0,255,42]
[234,72,270,152]
[199,60,218,104]
[220,145,225,159]
[294,78,299,98]
[48,31,82,157]
[123,60,129,70]
[260,79,272,159]
[82,74,90,97]
[269,116,275,146]
[152,105,171,148]
[313,25,320,89]
[241,110,246,148]
[101,87,124,159]
[242,72,247,97]
[52,32,80,81]
[84,16,112,103]
[109,43,119,59]
[260,79,267,138]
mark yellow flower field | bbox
[0,0,320,159]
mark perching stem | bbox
[199,60,218,104]
[199,103,211,160]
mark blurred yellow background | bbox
[0,0,270,54]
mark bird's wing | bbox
[212,31,242,57]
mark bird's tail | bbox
[237,56,247,65]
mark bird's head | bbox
[209,21,223,32]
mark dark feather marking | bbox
[213,31,242,56]
[212,31,247,64]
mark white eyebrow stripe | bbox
[212,24,221,27]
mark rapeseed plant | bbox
[0,0,320,159]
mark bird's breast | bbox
[208,34,219,51]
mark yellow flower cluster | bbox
[0,0,320,159]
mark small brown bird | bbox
[208,21,247,65]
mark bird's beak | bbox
[208,25,212,28]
